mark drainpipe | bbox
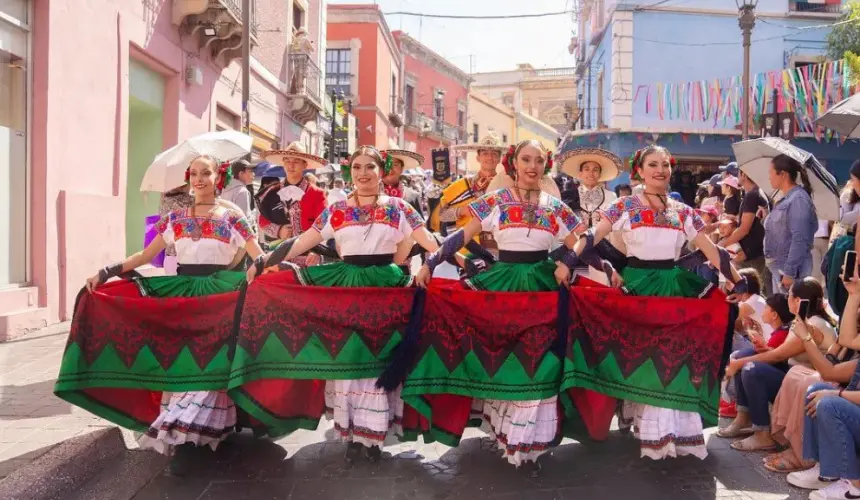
[242,0,251,141]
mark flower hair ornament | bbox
[502,141,553,178]
[628,145,677,182]
[342,146,393,184]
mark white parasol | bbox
[140,130,253,192]
[814,92,860,138]
[731,137,840,220]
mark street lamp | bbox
[737,0,757,140]
[329,88,344,163]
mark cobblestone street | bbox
[129,421,805,500]
[0,324,807,500]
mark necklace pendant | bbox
[359,211,369,223]
[524,208,537,224]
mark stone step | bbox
[0,428,127,500]
[0,307,50,342]
[67,450,167,500]
[0,287,39,315]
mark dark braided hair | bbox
[771,154,812,198]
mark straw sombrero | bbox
[263,141,326,171]
[384,149,425,171]
[557,148,621,183]
[450,132,507,152]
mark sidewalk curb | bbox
[0,427,126,500]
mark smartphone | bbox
[844,251,858,282]
[798,299,810,321]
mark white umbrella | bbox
[731,137,840,220]
[315,163,341,175]
[814,92,860,138]
[140,130,253,192]
[403,168,426,177]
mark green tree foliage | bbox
[827,1,860,81]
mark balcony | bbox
[287,53,324,124]
[789,1,843,15]
[173,0,258,65]
[437,122,462,143]
[407,110,435,133]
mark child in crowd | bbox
[720,288,794,418]
[718,218,746,262]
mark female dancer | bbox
[416,139,584,475]
[570,145,745,460]
[247,145,439,463]
[84,155,264,473]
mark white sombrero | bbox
[450,132,507,153]
[384,149,425,171]
[263,141,326,171]
[557,148,621,183]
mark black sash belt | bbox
[498,250,549,264]
[626,258,675,270]
[343,254,395,267]
[177,264,227,276]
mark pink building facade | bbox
[0,0,328,338]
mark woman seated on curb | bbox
[718,278,837,452]
[785,273,860,497]
[719,293,793,428]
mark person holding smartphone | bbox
[719,278,837,452]
[790,259,860,498]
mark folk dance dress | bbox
[601,195,711,460]
[290,195,424,448]
[137,207,255,455]
[464,188,583,466]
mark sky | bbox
[328,0,577,74]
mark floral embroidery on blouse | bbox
[601,195,704,233]
[156,209,254,244]
[469,189,581,236]
[312,198,424,233]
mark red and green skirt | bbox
[53,271,245,432]
[226,261,416,436]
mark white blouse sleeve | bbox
[312,206,335,240]
[156,212,176,247]
[467,192,499,233]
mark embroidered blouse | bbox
[156,208,254,265]
[601,195,705,261]
[312,196,424,256]
[467,188,583,252]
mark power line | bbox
[629,16,859,46]
[383,10,574,20]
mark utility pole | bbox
[738,0,756,140]
[241,0,251,143]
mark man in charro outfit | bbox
[257,142,328,266]
[383,150,425,217]
[557,147,625,284]
[436,133,508,257]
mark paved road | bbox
[133,421,805,500]
[1,323,808,500]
